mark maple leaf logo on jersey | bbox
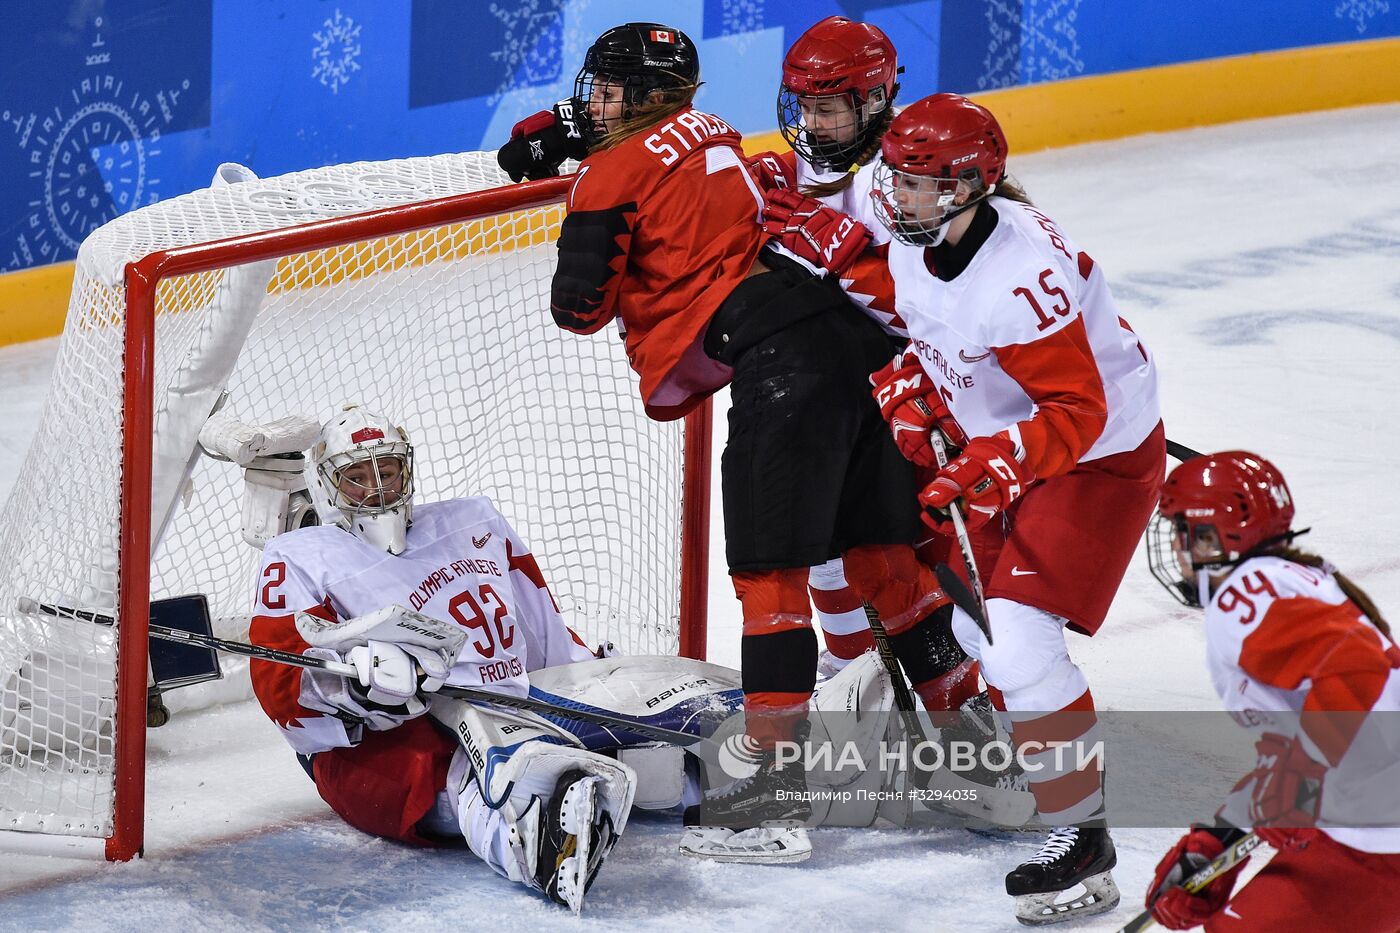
[473,532,492,549]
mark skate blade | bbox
[1013,870,1120,926]
[678,821,812,864]
[555,778,600,914]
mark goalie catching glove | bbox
[297,604,466,730]
[761,188,870,276]
[919,435,1036,531]
[497,100,591,183]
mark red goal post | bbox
[0,159,710,861]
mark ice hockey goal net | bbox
[0,152,710,859]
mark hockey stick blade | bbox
[1115,831,1261,933]
[934,564,993,645]
[18,596,705,748]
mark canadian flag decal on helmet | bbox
[350,427,385,444]
[650,29,675,43]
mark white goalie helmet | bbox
[312,404,415,554]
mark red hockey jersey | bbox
[551,107,767,421]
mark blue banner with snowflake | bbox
[2,0,1397,272]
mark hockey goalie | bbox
[245,404,649,912]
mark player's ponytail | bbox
[595,84,699,151]
[994,174,1035,206]
[1279,547,1392,640]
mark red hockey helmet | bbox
[1147,451,1296,605]
[778,16,900,171]
[871,94,1009,245]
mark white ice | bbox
[1,103,1398,931]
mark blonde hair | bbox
[993,173,1033,206]
[594,85,699,151]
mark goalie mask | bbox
[1147,450,1297,607]
[313,405,415,555]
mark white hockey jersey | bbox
[793,154,909,338]
[1205,556,1400,853]
[249,496,594,756]
[887,197,1160,477]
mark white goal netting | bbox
[0,152,699,846]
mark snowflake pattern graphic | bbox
[1335,0,1391,33]
[718,0,766,54]
[312,9,363,94]
[486,0,574,106]
[980,0,1085,90]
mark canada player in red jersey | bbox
[1143,451,1400,932]
[497,23,974,851]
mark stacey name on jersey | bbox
[252,494,594,738]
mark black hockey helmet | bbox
[572,23,700,146]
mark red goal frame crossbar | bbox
[112,176,711,860]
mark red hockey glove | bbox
[496,100,589,183]
[919,436,1035,531]
[747,151,793,192]
[1245,732,1327,828]
[1146,827,1248,930]
[869,351,945,468]
[762,188,871,275]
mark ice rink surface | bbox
[1,103,1398,931]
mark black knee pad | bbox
[887,603,967,685]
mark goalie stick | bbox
[17,597,704,748]
[1115,831,1262,933]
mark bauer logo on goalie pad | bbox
[350,427,385,443]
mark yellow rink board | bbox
[3,36,1399,349]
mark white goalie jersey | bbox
[249,496,595,756]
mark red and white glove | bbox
[1245,732,1327,829]
[1146,827,1249,930]
[870,350,947,468]
[762,188,871,275]
[747,151,792,192]
[919,435,1035,531]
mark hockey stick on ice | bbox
[928,430,994,645]
[17,597,705,748]
[1115,831,1262,933]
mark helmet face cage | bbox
[871,160,981,246]
[777,84,888,171]
[1146,513,1224,608]
[319,442,414,517]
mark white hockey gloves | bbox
[297,605,466,730]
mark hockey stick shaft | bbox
[18,598,703,747]
[862,602,926,737]
[928,431,994,645]
[1115,831,1261,933]
[1166,439,1202,462]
